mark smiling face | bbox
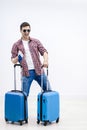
[20,26,31,41]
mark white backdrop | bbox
[0,0,87,97]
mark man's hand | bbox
[18,51,24,62]
[43,60,48,68]
[11,56,18,64]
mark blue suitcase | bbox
[37,91,60,126]
[37,68,60,126]
[4,64,28,125]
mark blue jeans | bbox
[21,70,51,96]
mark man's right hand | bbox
[11,56,18,64]
[18,51,24,62]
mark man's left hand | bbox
[43,61,48,68]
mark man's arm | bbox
[43,52,48,68]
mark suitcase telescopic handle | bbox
[41,66,49,92]
[14,64,22,90]
[14,64,22,68]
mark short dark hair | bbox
[20,22,31,30]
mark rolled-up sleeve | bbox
[11,43,18,59]
[37,40,48,56]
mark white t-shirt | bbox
[22,40,34,70]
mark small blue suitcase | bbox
[4,64,28,125]
[37,68,60,126]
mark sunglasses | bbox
[23,29,30,32]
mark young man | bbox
[11,22,51,96]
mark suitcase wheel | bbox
[56,118,59,123]
[20,121,23,125]
[25,119,28,123]
[44,121,47,126]
[5,118,8,122]
[11,121,14,124]
[37,120,40,124]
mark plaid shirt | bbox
[11,37,48,76]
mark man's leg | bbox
[21,70,35,96]
[35,73,52,91]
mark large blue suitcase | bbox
[37,91,60,126]
[4,64,28,125]
[37,67,60,126]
